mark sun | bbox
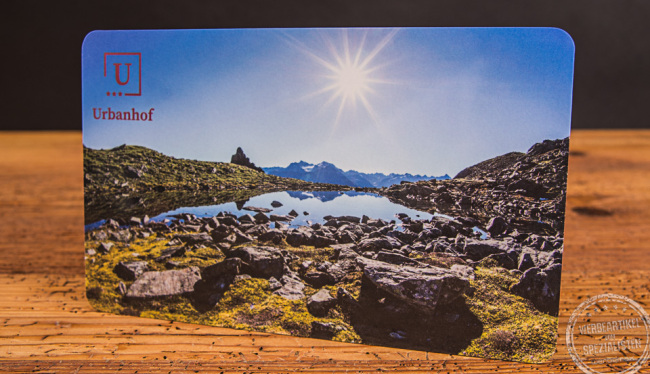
[333,63,370,102]
[290,29,399,126]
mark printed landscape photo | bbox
[82,28,574,362]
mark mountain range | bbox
[263,161,449,188]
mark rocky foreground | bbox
[85,138,568,362]
[381,137,569,235]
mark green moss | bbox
[217,278,270,308]
[333,328,362,344]
[462,267,558,363]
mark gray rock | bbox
[511,263,562,315]
[485,249,519,269]
[230,147,264,173]
[374,251,421,266]
[243,206,272,213]
[358,237,402,252]
[202,257,242,282]
[232,228,255,245]
[451,264,475,280]
[336,215,361,224]
[238,214,256,224]
[270,200,283,208]
[253,212,270,224]
[270,214,293,222]
[333,244,358,260]
[273,272,305,300]
[313,234,337,248]
[125,166,143,178]
[97,242,114,254]
[357,257,470,313]
[109,229,132,242]
[268,277,283,291]
[174,233,213,246]
[486,216,508,237]
[116,281,127,295]
[307,289,337,317]
[286,231,313,247]
[126,267,201,298]
[311,321,344,339]
[258,229,284,244]
[327,259,356,283]
[154,246,186,262]
[518,250,536,271]
[113,261,149,281]
[228,246,285,279]
[302,271,335,288]
[463,239,512,261]
[234,274,251,282]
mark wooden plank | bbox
[0,130,649,372]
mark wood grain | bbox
[0,130,648,373]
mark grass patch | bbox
[462,267,558,363]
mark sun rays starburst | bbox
[288,29,399,128]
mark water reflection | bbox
[151,190,433,227]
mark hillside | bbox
[84,145,349,195]
[83,145,354,223]
[381,137,570,234]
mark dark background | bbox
[3,0,649,131]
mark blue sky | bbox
[82,28,574,176]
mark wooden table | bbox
[1,130,648,373]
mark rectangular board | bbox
[82,28,574,362]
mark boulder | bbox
[174,233,213,246]
[486,216,508,237]
[511,263,562,315]
[232,228,255,245]
[374,251,422,266]
[253,212,270,224]
[230,147,264,173]
[238,214,256,224]
[313,234,337,248]
[200,258,242,295]
[97,242,114,254]
[270,214,293,222]
[124,166,143,178]
[358,237,402,252]
[243,206,273,213]
[228,246,285,279]
[357,257,470,313]
[336,215,361,224]
[202,258,242,282]
[154,246,186,262]
[270,200,283,208]
[311,321,344,339]
[113,261,149,281]
[109,229,132,242]
[302,271,335,288]
[258,229,285,244]
[518,250,535,271]
[462,239,512,261]
[307,289,337,317]
[286,231,313,247]
[273,271,305,300]
[268,277,283,291]
[126,267,201,298]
